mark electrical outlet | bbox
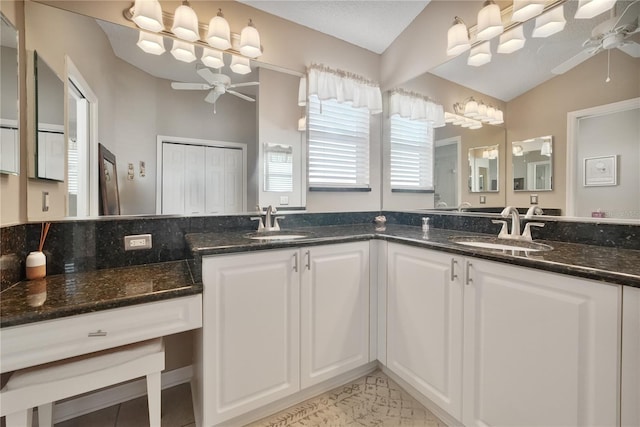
[280,196,289,205]
[124,234,152,251]
[479,195,486,204]
[530,194,539,204]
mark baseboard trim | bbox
[53,365,193,423]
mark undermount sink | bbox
[450,236,553,252]
[245,232,308,241]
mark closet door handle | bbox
[305,250,311,270]
[293,253,298,272]
[466,262,473,286]
[88,330,108,337]
[450,259,458,282]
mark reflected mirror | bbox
[34,51,65,181]
[1,12,19,175]
[468,144,499,193]
[512,136,553,191]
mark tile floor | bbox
[52,370,445,427]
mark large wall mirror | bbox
[0,12,19,175]
[469,145,499,193]
[24,1,305,219]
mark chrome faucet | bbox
[501,206,522,238]
[525,205,544,219]
[458,202,472,212]
[497,206,544,241]
[251,205,284,233]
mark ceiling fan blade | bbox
[171,82,211,90]
[204,90,222,104]
[618,40,640,57]
[551,50,595,75]
[196,65,219,86]
[228,81,260,89]
[227,90,255,102]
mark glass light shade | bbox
[476,102,488,119]
[207,10,231,50]
[512,0,545,22]
[230,55,251,75]
[467,42,492,67]
[298,77,307,106]
[469,123,483,130]
[482,150,490,159]
[136,31,165,55]
[532,5,566,38]
[240,20,262,58]
[493,109,504,124]
[476,1,504,41]
[541,141,552,156]
[298,116,306,132]
[485,106,496,123]
[201,48,224,68]
[497,26,526,54]
[170,40,196,63]
[513,145,524,156]
[171,3,200,41]
[447,18,470,56]
[575,0,616,19]
[464,98,479,117]
[132,0,164,33]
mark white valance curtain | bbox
[389,90,445,127]
[304,64,382,114]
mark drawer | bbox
[0,294,202,373]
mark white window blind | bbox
[390,115,434,190]
[67,138,78,195]
[308,95,370,188]
[264,144,293,192]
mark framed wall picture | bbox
[584,155,617,187]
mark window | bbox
[307,95,370,189]
[264,143,293,192]
[390,115,434,191]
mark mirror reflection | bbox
[468,144,499,193]
[512,136,553,192]
[0,12,19,175]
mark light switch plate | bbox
[479,195,486,204]
[530,194,539,204]
[124,234,152,251]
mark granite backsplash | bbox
[1,210,638,290]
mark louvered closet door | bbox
[184,145,205,215]
[204,146,225,214]
[162,143,185,215]
[224,148,243,213]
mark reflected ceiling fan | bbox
[171,64,259,112]
[551,0,640,76]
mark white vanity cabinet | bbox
[622,286,640,427]
[196,241,370,426]
[386,243,464,419]
[385,243,621,427]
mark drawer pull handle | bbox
[466,262,473,286]
[88,330,108,337]
[450,259,458,281]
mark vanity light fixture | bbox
[476,102,488,119]
[201,48,224,68]
[207,9,232,50]
[575,0,617,19]
[447,16,471,56]
[532,5,566,38]
[513,144,524,156]
[511,0,545,22]
[132,0,164,33]
[230,55,251,75]
[476,0,504,41]
[467,41,492,66]
[136,31,165,55]
[497,26,526,54]
[171,1,199,42]
[460,99,504,125]
[463,97,479,117]
[239,19,262,58]
[445,112,483,129]
[170,39,196,63]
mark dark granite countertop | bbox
[0,260,201,328]
[186,224,640,288]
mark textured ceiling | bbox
[236,0,431,54]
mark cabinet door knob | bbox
[88,330,108,337]
[293,253,298,272]
[466,262,473,286]
[450,259,458,281]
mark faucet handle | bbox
[492,220,509,238]
[522,222,544,240]
[250,216,265,231]
[273,216,285,231]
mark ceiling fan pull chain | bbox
[606,49,611,83]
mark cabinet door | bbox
[463,259,620,427]
[622,286,640,427]
[386,243,463,420]
[201,249,300,426]
[300,242,370,388]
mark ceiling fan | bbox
[171,64,259,109]
[551,0,640,76]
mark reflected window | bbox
[264,143,293,192]
[390,115,433,191]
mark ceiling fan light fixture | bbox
[240,19,262,58]
[497,26,526,54]
[207,9,232,50]
[532,5,566,38]
[476,0,504,41]
[132,0,164,33]
[575,0,617,19]
[171,1,200,42]
[467,42,492,66]
[136,31,165,55]
[511,0,545,22]
[447,16,471,56]
[201,48,224,69]
[230,55,251,75]
[170,39,197,63]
